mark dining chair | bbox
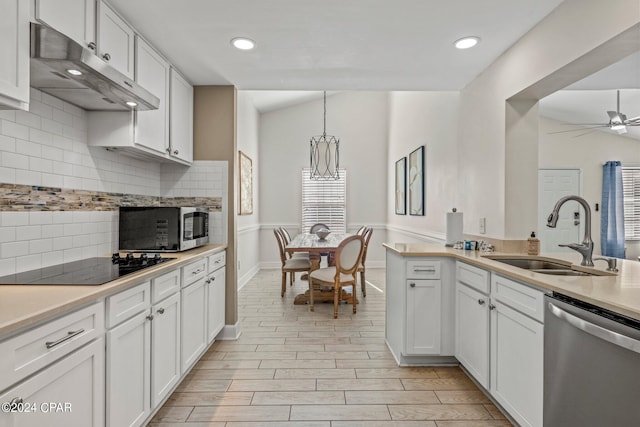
[278,227,309,260]
[357,227,373,297]
[308,234,365,318]
[274,229,311,297]
[355,225,366,236]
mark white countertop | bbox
[0,244,226,338]
[384,243,640,322]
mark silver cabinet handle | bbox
[173,149,179,155]
[413,268,436,272]
[102,53,111,61]
[192,268,204,275]
[157,307,165,314]
[45,329,85,349]
[548,302,640,354]
[409,282,416,288]
[489,303,496,311]
[478,299,486,305]
[87,42,96,50]
[146,314,154,321]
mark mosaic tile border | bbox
[0,184,222,212]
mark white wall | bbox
[257,92,389,268]
[236,91,261,287]
[539,115,640,258]
[459,0,640,240]
[386,91,460,244]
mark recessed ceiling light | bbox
[126,101,138,107]
[231,37,255,51]
[454,36,480,49]
[66,69,83,76]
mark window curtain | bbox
[601,161,625,258]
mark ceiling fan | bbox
[550,90,640,136]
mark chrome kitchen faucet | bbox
[546,195,594,266]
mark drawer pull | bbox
[489,303,496,311]
[157,307,165,314]
[410,282,416,288]
[478,299,486,305]
[45,329,85,349]
[146,314,154,321]
[192,268,204,275]
[215,259,222,264]
[413,268,436,272]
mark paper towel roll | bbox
[445,211,463,246]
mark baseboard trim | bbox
[216,322,241,340]
[238,264,260,291]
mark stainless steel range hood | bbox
[30,23,159,111]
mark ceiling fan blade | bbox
[571,129,600,138]
[548,125,609,134]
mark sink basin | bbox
[484,256,612,277]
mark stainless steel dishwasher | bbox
[544,293,640,426]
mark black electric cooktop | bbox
[0,253,175,285]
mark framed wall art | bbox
[408,145,424,216]
[239,150,253,215]
[395,157,406,215]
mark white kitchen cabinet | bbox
[35,0,96,50]
[0,338,105,427]
[135,36,170,156]
[455,261,490,389]
[0,0,29,110]
[206,251,226,344]
[106,310,151,427]
[455,282,490,388]
[490,274,544,427]
[406,279,441,355]
[97,0,134,79]
[384,251,455,365]
[150,291,181,408]
[181,277,207,373]
[169,68,194,163]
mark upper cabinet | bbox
[34,0,96,51]
[97,0,135,79]
[0,0,29,110]
[136,36,170,156]
[170,68,194,164]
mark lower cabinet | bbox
[455,282,490,388]
[106,310,151,427]
[0,338,105,427]
[206,265,226,344]
[181,277,207,373]
[406,279,441,355]
[150,292,181,408]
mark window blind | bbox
[622,167,640,240]
[301,168,347,233]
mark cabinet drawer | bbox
[0,302,104,392]
[491,274,545,323]
[456,261,490,294]
[152,269,181,304]
[182,258,207,288]
[106,281,151,328]
[406,260,441,279]
[208,251,226,274]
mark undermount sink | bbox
[483,256,612,277]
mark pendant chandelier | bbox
[310,91,340,180]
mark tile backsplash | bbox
[0,89,227,276]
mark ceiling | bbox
[107,0,563,91]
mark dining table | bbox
[285,233,358,306]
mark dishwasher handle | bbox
[548,302,640,354]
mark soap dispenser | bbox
[527,232,540,255]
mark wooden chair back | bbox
[360,227,373,264]
[335,235,365,277]
[273,228,287,264]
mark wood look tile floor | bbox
[149,269,512,427]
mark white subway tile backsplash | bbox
[1,120,29,140]
[42,251,63,268]
[41,92,64,109]
[29,239,52,254]
[53,108,74,127]
[0,258,16,275]
[29,100,53,120]
[29,211,53,225]
[2,241,30,258]
[3,212,29,226]
[16,254,41,273]
[29,128,53,145]
[0,111,16,121]
[2,152,29,170]
[41,224,64,238]
[53,236,73,251]
[0,228,15,243]
[0,134,16,152]
[18,140,43,158]
[16,111,41,129]
[40,118,64,136]
[16,226,42,241]
[0,167,15,184]
[15,170,42,186]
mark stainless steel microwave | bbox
[119,207,209,252]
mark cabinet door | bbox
[106,311,151,427]
[151,292,181,408]
[455,283,490,388]
[405,279,441,355]
[490,302,543,427]
[0,338,105,427]
[35,0,96,50]
[135,37,169,155]
[206,268,226,344]
[0,0,29,109]
[169,68,194,163]
[97,1,134,79]
[181,278,207,373]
